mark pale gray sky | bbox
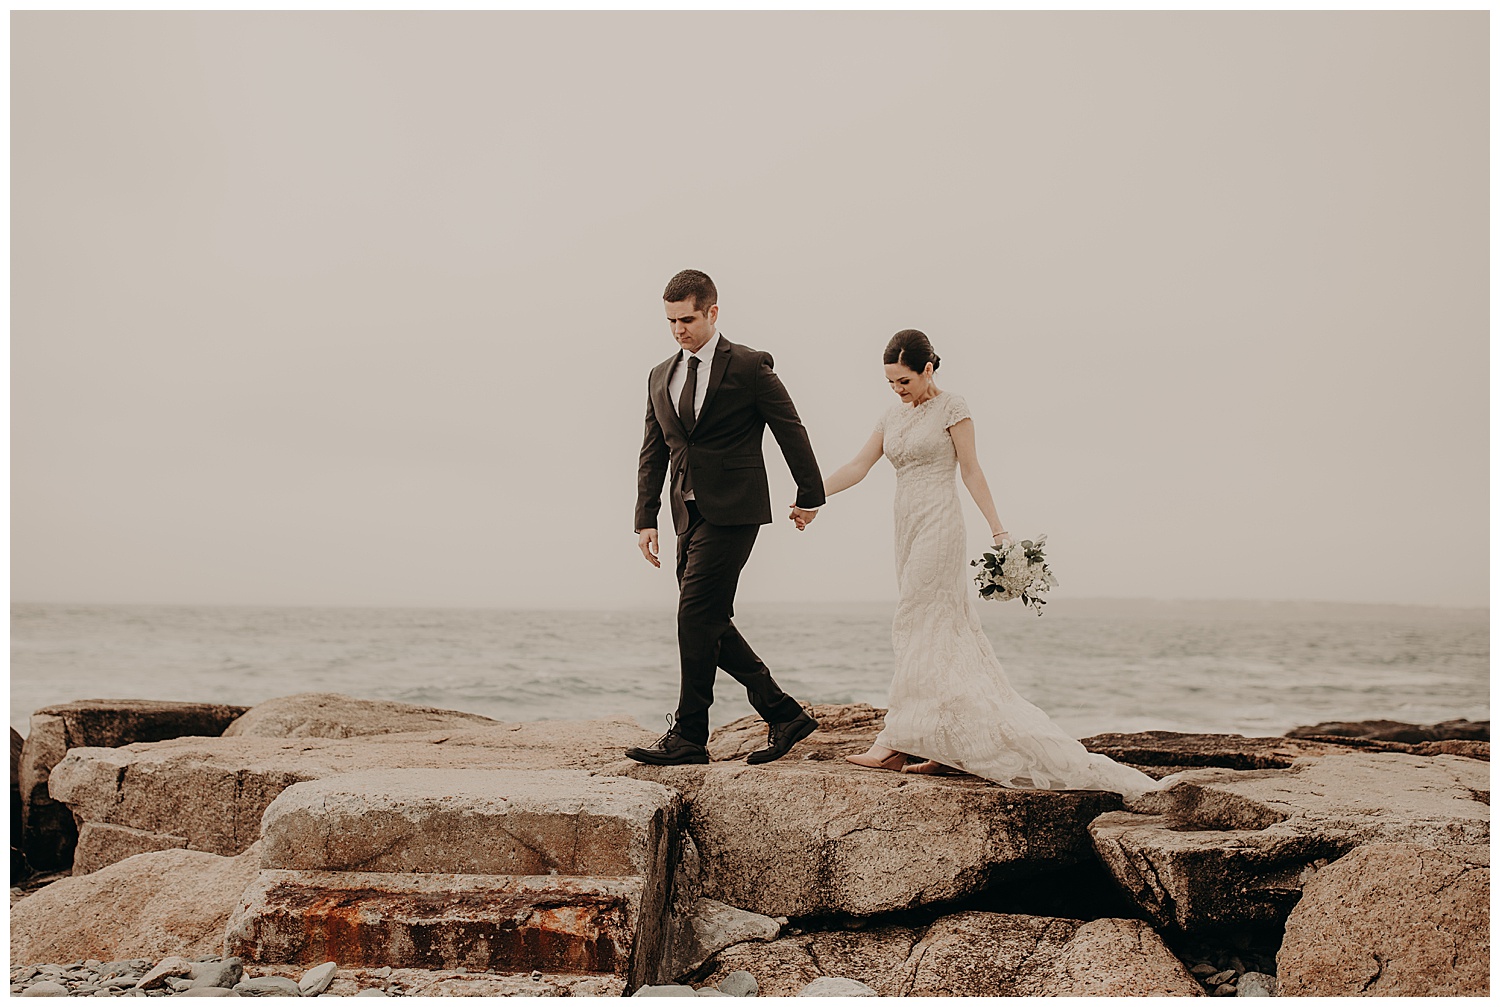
[12,11,1488,609]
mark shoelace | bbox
[650,713,678,748]
[768,714,802,744]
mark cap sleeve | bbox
[943,393,972,428]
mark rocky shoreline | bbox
[10,694,1490,996]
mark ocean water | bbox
[9,600,1489,741]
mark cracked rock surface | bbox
[45,716,659,870]
[611,759,1121,918]
[258,768,681,877]
[19,700,249,874]
[1275,842,1489,996]
[695,912,1201,996]
[1090,750,1489,931]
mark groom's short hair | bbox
[663,270,718,311]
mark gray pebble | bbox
[1236,972,1277,997]
[633,985,699,997]
[232,977,303,997]
[696,990,733,997]
[166,979,197,992]
[1213,983,1237,997]
[298,963,338,996]
[189,961,244,991]
[20,981,70,996]
[1189,963,1218,977]
[136,958,195,991]
[1206,970,1236,986]
[796,977,877,997]
[717,971,758,997]
[353,991,388,997]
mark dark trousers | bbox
[673,501,802,745]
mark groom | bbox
[629,269,824,766]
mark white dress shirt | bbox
[668,331,719,427]
[668,333,718,500]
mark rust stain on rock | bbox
[241,878,633,973]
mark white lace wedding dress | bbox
[871,390,1160,801]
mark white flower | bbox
[972,533,1055,614]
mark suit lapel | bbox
[696,335,733,428]
[652,353,688,442]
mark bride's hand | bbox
[992,531,1012,546]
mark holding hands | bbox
[789,506,818,531]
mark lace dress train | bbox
[871,391,1159,801]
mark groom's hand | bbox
[637,529,660,568]
[789,506,818,531]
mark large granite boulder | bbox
[11,727,26,877]
[10,843,262,964]
[19,700,248,871]
[257,768,681,877]
[1283,719,1489,761]
[230,768,684,990]
[888,912,1202,996]
[226,870,648,977]
[1276,843,1489,996]
[612,759,1121,918]
[222,692,498,739]
[1286,718,1488,743]
[697,925,921,996]
[72,823,193,875]
[1077,730,1333,773]
[696,913,1199,996]
[1084,728,1488,770]
[47,717,658,872]
[1089,751,1489,932]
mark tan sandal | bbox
[845,748,908,771]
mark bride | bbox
[814,329,1160,801]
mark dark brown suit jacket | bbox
[635,335,824,535]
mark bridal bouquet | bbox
[972,535,1058,615]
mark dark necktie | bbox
[678,355,700,434]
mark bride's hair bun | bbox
[883,329,940,373]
